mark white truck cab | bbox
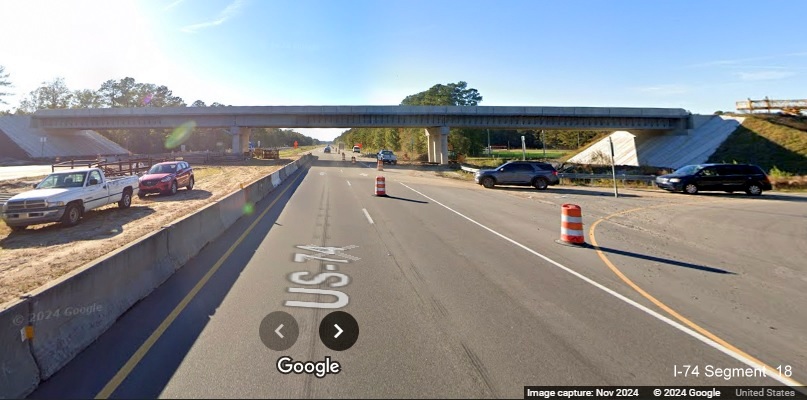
[1,167,139,231]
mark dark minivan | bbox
[655,163,772,195]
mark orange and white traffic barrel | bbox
[558,204,585,245]
[375,176,387,196]
[351,156,356,164]
[377,159,383,171]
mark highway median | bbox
[0,155,313,399]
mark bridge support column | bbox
[425,126,449,165]
[230,127,251,154]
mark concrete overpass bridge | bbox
[31,106,691,165]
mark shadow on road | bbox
[1,206,156,248]
[492,186,643,198]
[693,192,807,203]
[377,194,429,204]
[593,245,735,275]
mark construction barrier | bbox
[559,204,585,245]
[377,159,383,171]
[351,156,356,164]
[342,153,345,161]
[375,176,387,197]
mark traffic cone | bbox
[375,176,387,197]
[556,204,586,246]
[377,159,383,171]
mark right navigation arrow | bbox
[334,324,343,338]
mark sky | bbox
[1,0,806,141]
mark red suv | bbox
[138,161,194,198]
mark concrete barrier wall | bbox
[29,228,174,379]
[0,300,40,398]
[0,155,311,398]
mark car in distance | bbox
[655,163,772,195]
[474,161,559,189]
[376,150,398,164]
[138,161,194,198]
[324,146,331,153]
[353,146,361,153]
[1,167,138,230]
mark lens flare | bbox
[143,94,153,105]
[165,120,196,149]
[242,203,255,215]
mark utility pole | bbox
[609,136,619,198]
[542,130,546,159]
[521,135,526,160]
[487,129,491,158]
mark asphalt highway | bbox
[31,150,807,398]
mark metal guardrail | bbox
[558,173,656,182]
[457,166,656,183]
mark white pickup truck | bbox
[376,150,398,164]
[1,167,139,231]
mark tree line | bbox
[0,67,319,153]
[333,81,601,158]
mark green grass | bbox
[279,145,319,158]
[488,149,571,159]
[463,149,572,169]
[708,115,807,175]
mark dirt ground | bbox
[0,158,300,306]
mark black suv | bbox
[655,163,772,195]
[474,161,559,190]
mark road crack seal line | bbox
[589,198,806,388]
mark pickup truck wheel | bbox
[533,177,549,190]
[170,181,178,195]
[61,203,82,226]
[481,176,495,189]
[118,189,132,209]
[186,176,194,190]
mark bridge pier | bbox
[229,127,251,154]
[425,126,449,165]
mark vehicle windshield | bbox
[36,172,88,189]
[148,164,178,174]
[671,165,701,176]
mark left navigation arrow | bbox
[260,311,299,351]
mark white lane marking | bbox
[362,208,375,225]
[319,172,326,176]
[399,182,797,387]
[359,173,368,177]
[347,180,352,187]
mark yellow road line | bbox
[589,201,805,387]
[95,170,306,399]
